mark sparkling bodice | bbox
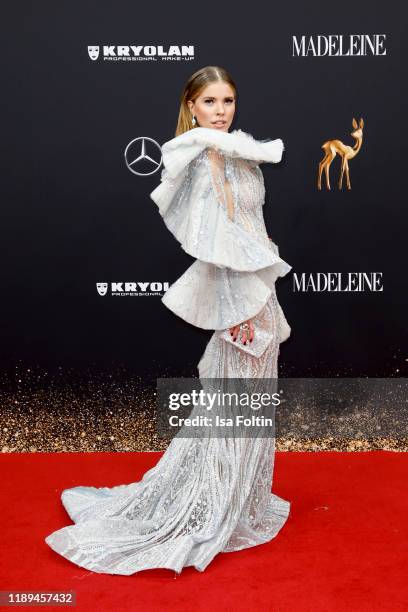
[191,148,270,244]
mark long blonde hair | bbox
[175,66,237,137]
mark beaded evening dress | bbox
[45,127,292,575]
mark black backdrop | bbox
[2,1,407,383]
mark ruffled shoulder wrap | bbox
[155,127,284,181]
[150,127,291,342]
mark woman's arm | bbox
[206,148,234,221]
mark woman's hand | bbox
[229,319,254,345]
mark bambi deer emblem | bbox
[317,117,364,190]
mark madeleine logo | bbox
[292,35,386,57]
[293,273,383,292]
[88,46,100,61]
[317,118,364,190]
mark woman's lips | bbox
[213,121,226,126]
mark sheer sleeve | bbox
[206,148,234,221]
[151,148,284,273]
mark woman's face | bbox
[188,81,236,132]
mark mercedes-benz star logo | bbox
[124,137,162,176]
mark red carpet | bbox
[0,451,407,611]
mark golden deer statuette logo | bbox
[317,117,364,190]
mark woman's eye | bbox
[204,99,234,104]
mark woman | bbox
[45,66,292,575]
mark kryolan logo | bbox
[97,282,169,296]
[87,45,194,62]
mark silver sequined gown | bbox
[45,127,292,575]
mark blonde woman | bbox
[45,66,292,575]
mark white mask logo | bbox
[96,282,108,296]
[88,46,100,61]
